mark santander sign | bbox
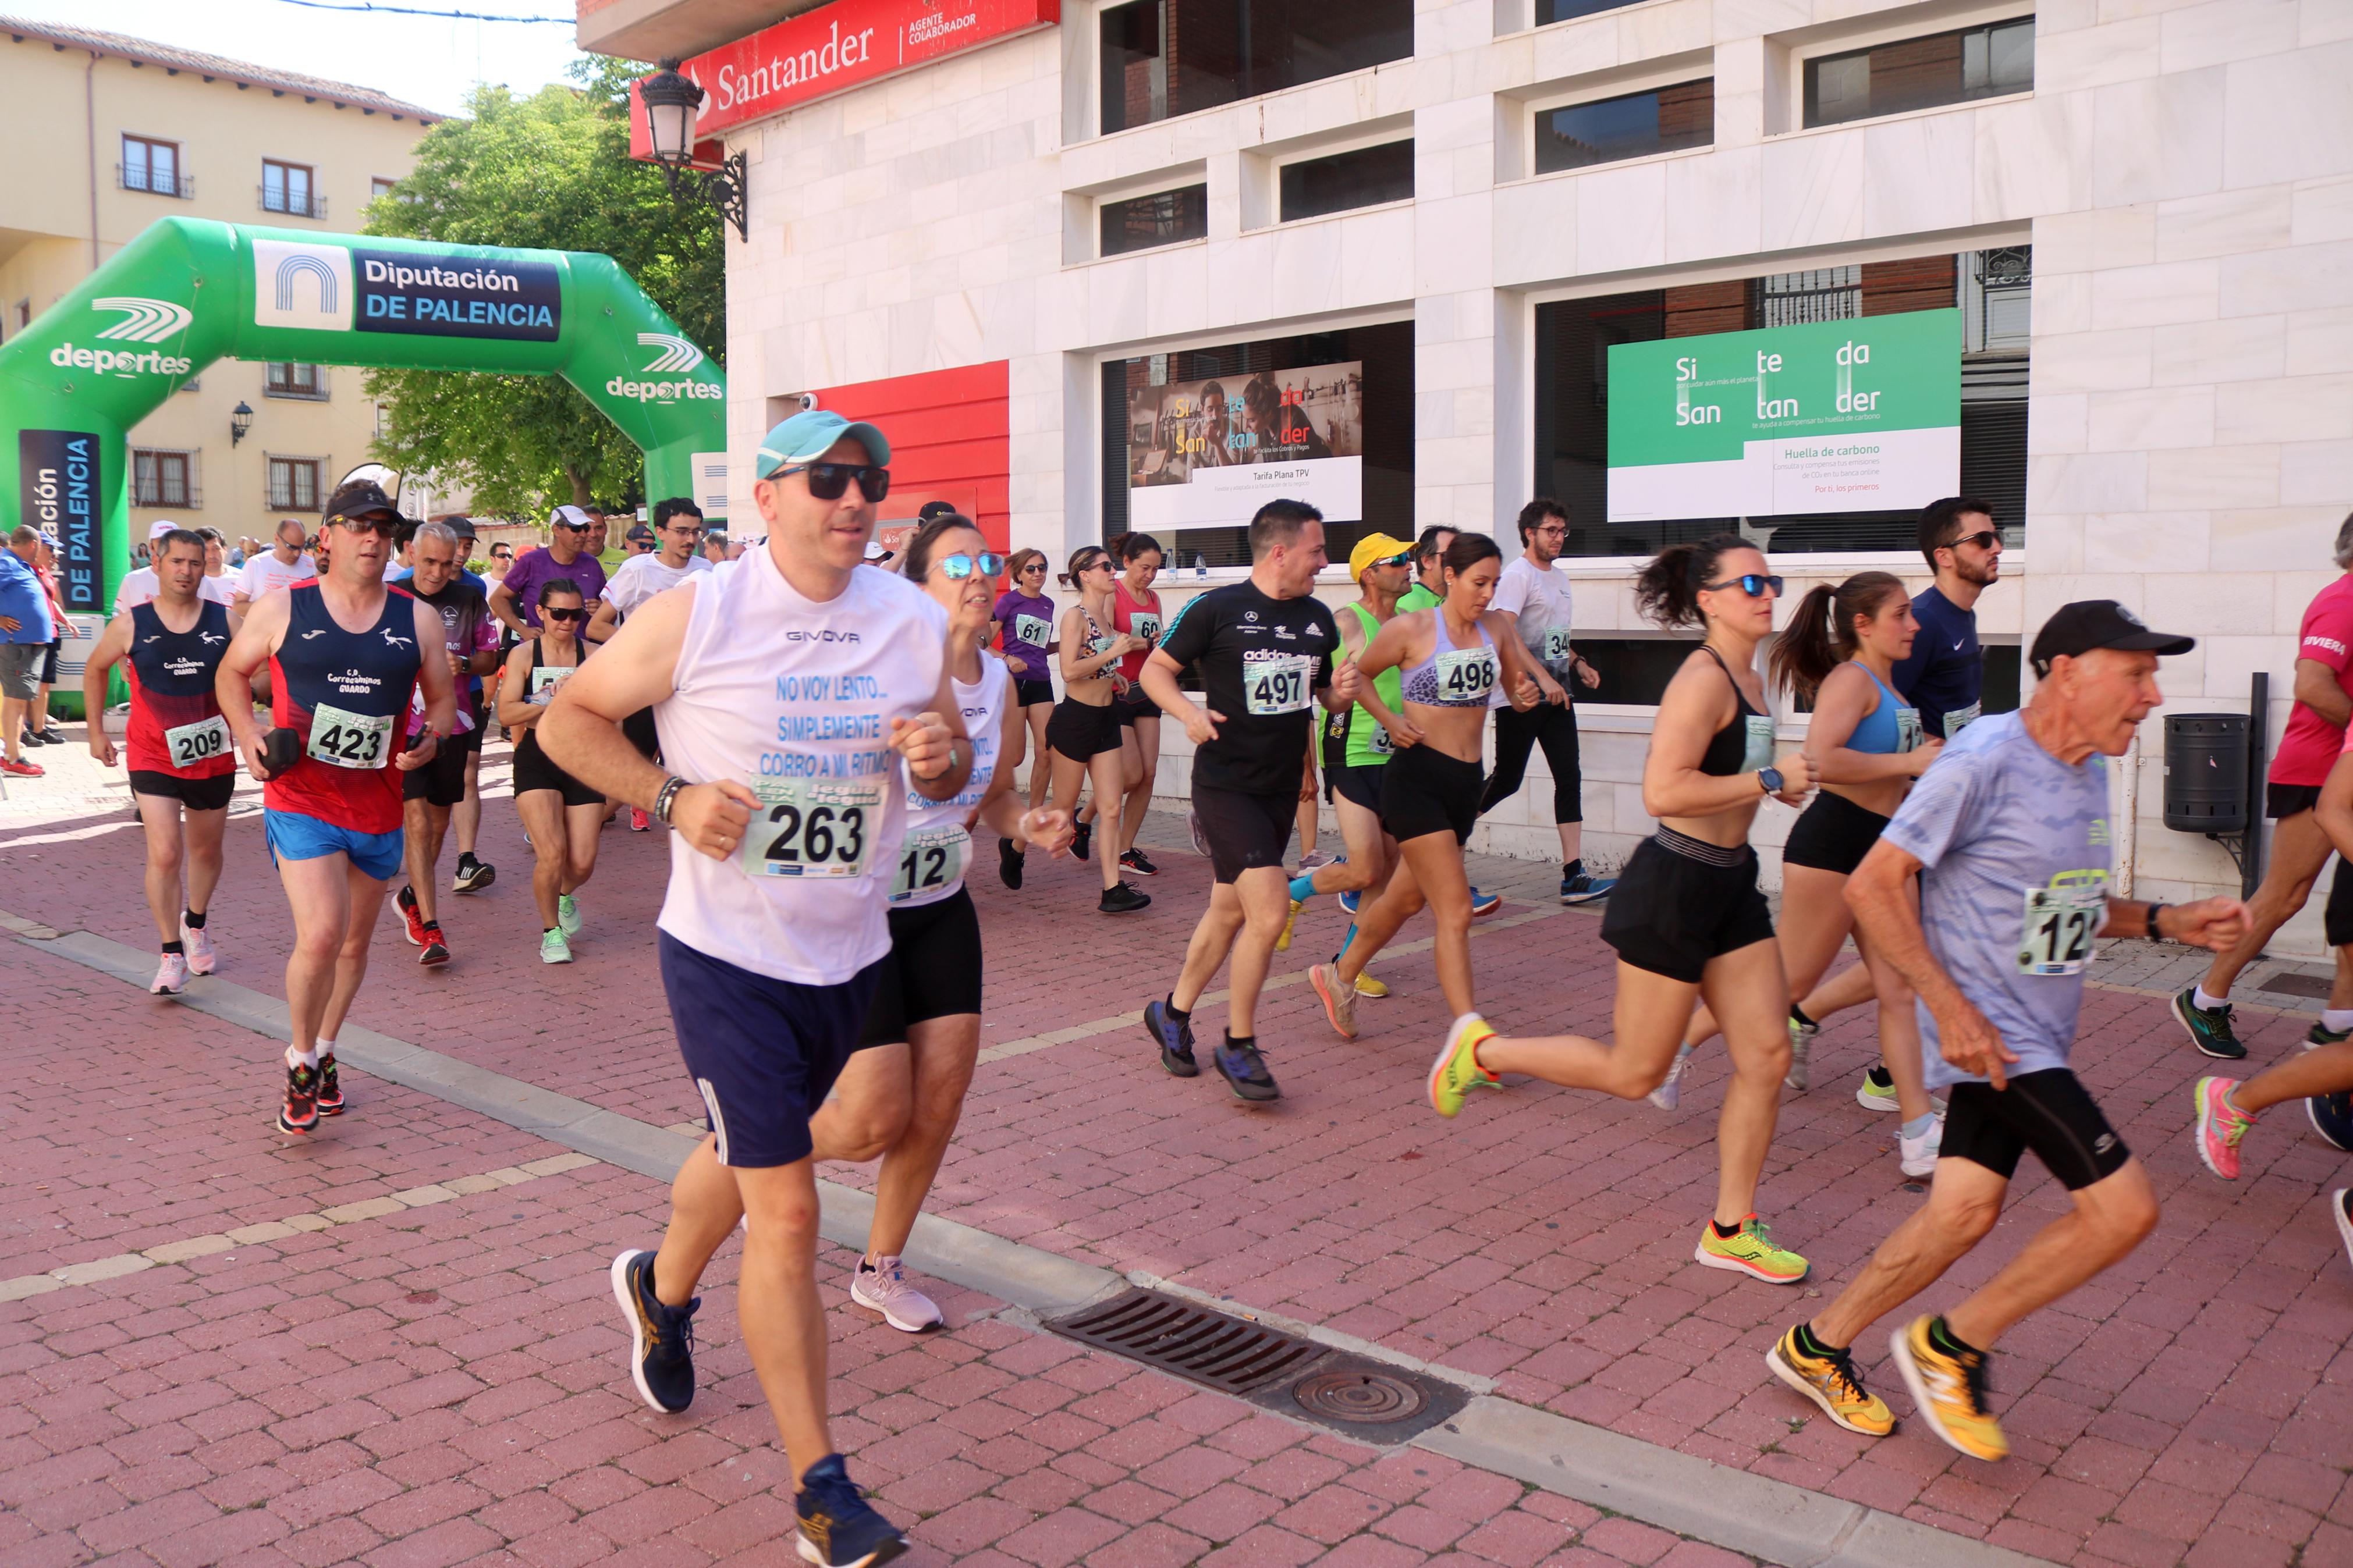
[634,0,1059,149]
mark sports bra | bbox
[1074,600,1120,687]
[1841,665,1921,755]
[1696,645,1776,777]
[512,637,584,767]
[1401,609,1499,708]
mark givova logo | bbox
[252,239,354,331]
[608,333,720,403]
[91,297,191,343]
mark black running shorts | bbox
[1046,696,1122,759]
[622,705,660,762]
[1600,830,1776,984]
[1014,677,1055,708]
[1379,742,1481,845]
[1325,759,1384,813]
[1194,784,1293,884]
[1939,1069,2132,1190]
[512,734,604,807]
[856,886,984,1047]
[128,768,236,812]
[1781,789,1890,877]
[400,726,478,808]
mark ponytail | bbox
[1633,532,1747,630]
[1767,570,1908,701]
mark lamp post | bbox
[640,60,748,242]
[230,401,253,446]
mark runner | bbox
[23,530,72,748]
[1138,499,1358,1101]
[808,511,1074,1331]
[1672,572,1944,1174]
[390,522,501,967]
[548,408,968,1567]
[1764,600,2241,1460]
[1,527,56,776]
[490,504,608,641]
[1309,532,1541,1041]
[438,518,498,893]
[590,498,708,831]
[1046,545,1149,913]
[1480,499,1615,904]
[217,478,455,1135]
[991,547,1057,884]
[1077,533,1165,880]
[2175,511,2353,1061]
[496,579,604,962]
[81,528,240,992]
[1423,535,1816,1285]
[118,520,237,611]
[1397,524,1498,918]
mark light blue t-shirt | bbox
[1880,710,2113,1090]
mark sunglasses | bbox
[331,515,395,537]
[935,552,1007,580]
[1944,529,2002,552]
[541,606,584,623]
[775,461,891,503]
[1020,562,1048,575]
[1077,556,1114,573]
[1703,573,1785,598]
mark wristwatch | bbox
[1758,766,1785,796]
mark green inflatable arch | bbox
[1,216,723,617]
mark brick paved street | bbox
[5,737,2351,1568]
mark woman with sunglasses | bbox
[496,578,604,963]
[992,548,1057,884]
[1075,533,1167,878]
[811,512,1074,1331]
[1424,535,1820,1288]
[1045,547,1149,913]
[1308,534,1542,1042]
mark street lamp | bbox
[230,401,253,446]
[640,59,748,242]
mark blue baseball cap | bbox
[753,410,890,479]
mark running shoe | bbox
[1121,847,1158,877]
[452,854,495,893]
[2333,1189,2353,1272]
[850,1256,943,1333]
[150,952,188,995]
[558,894,582,937]
[1099,881,1151,915]
[1354,970,1389,999]
[1694,1215,1808,1284]
[2172,986,2246,1060]
[34,723,64,745]
[1428,1013,1499,1118]
[1898,1117,1942,1179]
[2309,1090,2353,1154]
[998,836,1024,890]
[2193,1076,2253,1179]
[1298,849,1335,872]
[629,807,652,833]
[1786,1013,1819,1092]
[396,884,429,947]
[1071,817,1093,862]
[1275,899,1303,952]
[0,758,43,777]
[2306,1018,2352,1050]
[1560,868,1616,905]
[796,1453,907,1568]
[1649,1046,1692,1112]
[1188,809,1209,859]
[278,1060,321,1136]
[1338,887,1361,917]
[1857,1066,1899,1112]
[418,928,451,968]
[541,928,573,964]
[16,726,43,747]
[1469,886,1502,919]
[179,918,217,976]
[1215,1037,1280,1103]
[1890,1315,2007,1462]
[609,1249,698,1413]
[315,1054,343,1116]
[1309,963,1358,1040]
[1143,998,1197,1077]
[1766,1325,1893,1437]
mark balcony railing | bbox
[118,163,195,198]
[258,187,326,219]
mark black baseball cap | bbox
[626,524,656,545]
[324,478,398,521]
[2029,600,2194,677]
[917,500,959,522]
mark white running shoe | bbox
[1899,1118,1942,1179]
[849,1255,942,1333]
[150,952,189,995]
[1650,1046,1693,1111]
[540,928,573,965]
[180,918,217,976]
[1786,1015,1818,1091]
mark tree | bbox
[362,58,722,515]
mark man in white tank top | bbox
[538,411,971,1568]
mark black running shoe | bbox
[278,1061,320,1135]
[315,1054,343,1116]
[452,854,495,893]
[2172,986,2246,1059]
[998,835,1024,890]
[1099,880,1151,915]
[1121,847,1158,877]
[796,1453,906,1568]
[1216,1037,1280,1102]
[1144,998,1197,1076]
[2310,1089,2353,1154]
[1071,817,1093,862]
[610,1249,698,1414]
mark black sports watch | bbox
[1758,766,1784,796]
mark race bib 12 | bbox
[2017,874,2106,976]
[891,823,971,905]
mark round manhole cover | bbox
[1291,1370,1428,1424]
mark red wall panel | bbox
[803,362,1012,555]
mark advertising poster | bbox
[1127,362,1363,531]
[19,428,102,611]
[1606,310,1961,522]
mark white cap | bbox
[550,504,593,531]
[146,520,179,542]
[863,539,893,562]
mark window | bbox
[131,450,195,509]
[1537,1,1644,23]
[1756,266,1862,327]
[1101,184,1209,257]
[1279,140,1414,222]
[261,159,321,218]
[1805,17,2033,129]
[1099,0,1412,134]
[370,176,398,201]
[268,457,323,512]
[1964,246,2032,354]
[1535,80,1713,175]
[265,362,326,400]
[121,135,189,198]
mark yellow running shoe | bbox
[1428,1013,1499,1118]
[1766,1326,1893,1436]
[1354,970,1389,999]
[1694,1215,1809,1284]
[1275,899,1302,952]
[1889,1315,2008,1463]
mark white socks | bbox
[285,1046,318,1071]
[2323,1009,2353,1033]
[2194,986,2228,1012]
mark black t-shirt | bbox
[400,577,494,724]
[1157,581,1337,797]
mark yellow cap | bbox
[1348,532,1414,582]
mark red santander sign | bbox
[634,0,1058,150]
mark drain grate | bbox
[2260,970,2333,999]
[1046,1289,1468,1441]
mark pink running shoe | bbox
[2193,1076,2253,1180]
[180,916,217,976]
